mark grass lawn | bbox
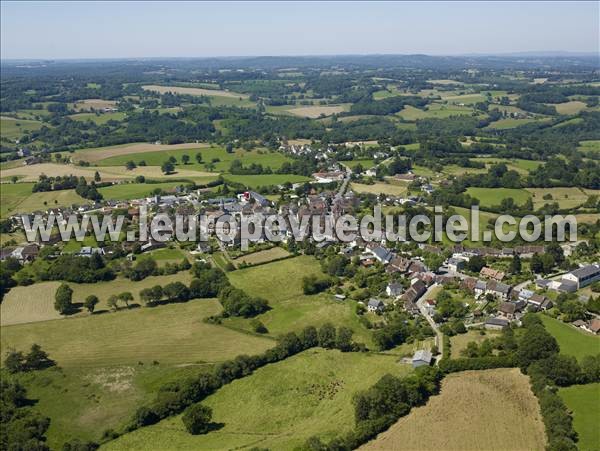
[226,256,373,345]
[559,383,600,451]
[105,349,411,451]
[1,298,273,367]
[466,187,531,209]
[98,182,190,200]
[223,173,310,188]
[449,330,500,358]
[539,315,600,362]
[362,368,546,451]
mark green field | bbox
[0,116,45,139]
[579,140,600,153]
[69,111,127,124]
[0,182,87,218]
[105,349,411,450]
[397,103,474,121]
[539,315,600,362]
[466,187,531,208]
[1,299,273,367]
[226,256,372,345]
[471,157,542,174]
[486,117,549,129]
[98,181,194,200]
[223,173,309,188]
[98,147,292,173]
[559,383,600,451]
[344,159,377,169]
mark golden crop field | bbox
[361,368,546,451]
[73,142,211,163]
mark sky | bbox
[1,1,598,59]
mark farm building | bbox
[561,264,600,289]
[412,350,433,368]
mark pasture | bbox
[526,187,591,209]
[97,146,292,173]
[578,140,600,153]
[69,111,126,124]
[0,272,195,326]
[223,173,309,188]
[0,116,44,140]
[0,182,88,217]
[142,84,248,99]
[1,298,273,367]
[0,163,135,183]
[471,157,542,174]
[72,99,117,112]
[397,103,473,121]
[486,117,545,129]
[465,187,531,208]
[559,383,600,451]
[361,368,546,451]
[226,256,372,344]
[105,349,411,451]
[350,182,408,197]
[539,315,600,362]
[98,181,192,200]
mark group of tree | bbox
[4,344,55,374]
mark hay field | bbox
[350,182,408,196]
[285,104,349,118]
[234,247,290,265]
[361,368,546,451]
[551,101,588,115]
[142,84,248,98]
[526,187,590,209]
[105,349,411,451]
[0,182,88,217]
[72,99,117,112]
[73,142,211,163]
[1,299,273,367]
[0,163,131,182]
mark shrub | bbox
[182,403,213,434]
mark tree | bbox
[318,323,336,348]
[195,152,203,164]
[84,295,99,313]
[182,404,212,435]
[125,160,137,170]
[118,292,134,308]
[581,354,600,383]
[107,295,119,311]
[225,143,234,154]
[94,171,101,182]
[54,283,73,314]
[181,154,190,165]
[4,349,26,373]
[25,344,55,371]
[161,161,175,174]
[466,255,485,273]
[510,254,522,274]
[516,322,559,370]
[164,282,190,302]
[335,327,354,352]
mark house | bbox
[527,294,552,311]
[590,319,600,335]
[474,280,487,298]
[447,257,465,272]
[562,264,600,289]
[412,350,433,368]
[10,243,40,262]
[367,298,385,313]
[485,281,511,300]
[140,240,166,253]
[480,267,505,281]
[77,246,105,257]
[485,317,510,330]
[498,302,517,320]
[369,246,393,265]
[386,282,404,298]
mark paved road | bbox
[415,283,444,361]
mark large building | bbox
[562,264,600,289]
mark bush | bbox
[250,319,268,334]
[302,275,332,295]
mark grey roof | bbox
[412,350,433,363]
[486,317,510,327]
[570,264,600,279]
[475,280,487,290]
[368,298,385,308]
[371,246,393,262]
